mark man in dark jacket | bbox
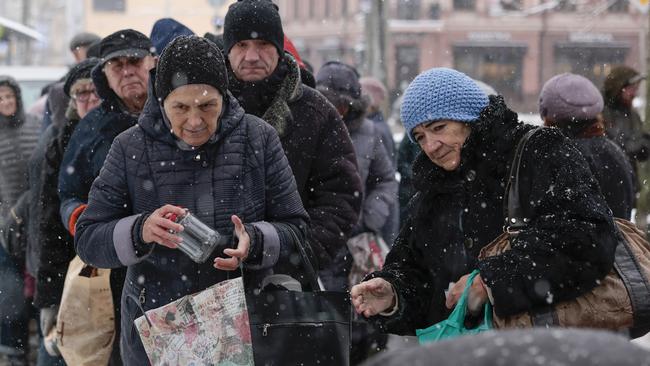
[57,29,156,365]
[222,0,362,289]
[59,29,156,235]
[602,65,650,193]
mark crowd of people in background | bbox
[1,0,649,365]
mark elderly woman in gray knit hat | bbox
[539,72,635,220]
[351,68,619,337]
[74,35,309,365]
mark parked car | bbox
[0,66,69,109]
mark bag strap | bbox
[286,226,322,292]
[504,128,541,234]
[612,226,650,337]
[126,294,152,328]
[504,128,562,327]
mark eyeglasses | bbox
[72,89,99,102]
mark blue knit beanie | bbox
[401,68,489,142]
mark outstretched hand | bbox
[351,278,396,318]
[214,215,250,271]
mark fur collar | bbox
[259,53,303,138]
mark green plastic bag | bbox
[416,270,493,344]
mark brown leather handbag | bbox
[479,128,650,337]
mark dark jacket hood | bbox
[137,70,246,149]
[412,95,531,194]
[0,75,26,128]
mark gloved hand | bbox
[40,306,58,338]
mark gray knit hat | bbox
[539,73,603,122]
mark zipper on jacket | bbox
[138,287,146,305]
[259,322,324,336]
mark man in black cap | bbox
[57,29,155,365]
[223,0,362,291]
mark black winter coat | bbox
[32,116,79,308]
[368,96,619,335]
[58,64,138,232]
[75,89,309,365]
[570,136,634,220]
[229,54,362,273]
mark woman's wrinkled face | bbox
[0,85,17,117]
[412,120,471,171]
[163,84,223,147]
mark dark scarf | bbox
[228,58,290,118]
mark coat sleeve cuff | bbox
[60,199,84,232]
[113,214,152,266]
[379,284,399,316]
[245,221,280,270]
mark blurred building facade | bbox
[280,0,646,112]
[1,0,646,112]
[0,0,230,67]
[80,0,229,41]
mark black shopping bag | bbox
[247,234,351,366]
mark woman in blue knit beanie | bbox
[351,68,620,335]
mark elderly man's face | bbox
[103,55,156,111]
[228,40,279,82]
[0,86,17,117]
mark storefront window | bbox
[554,45,628,87]
[397,0,421,19]
[454,0,475,11]
[609,0,628,13]
[453,46,526,102]
[395,45,420,93]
